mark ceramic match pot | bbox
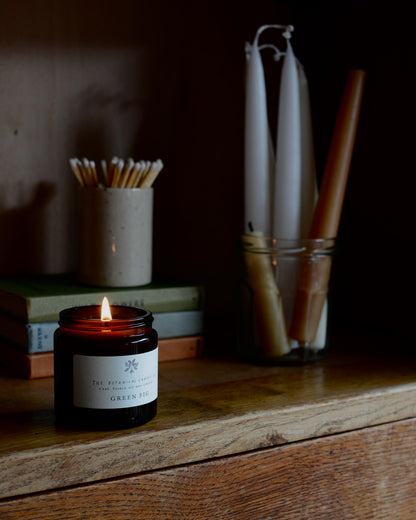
[77,187,153,287]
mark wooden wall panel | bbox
[2,419,416,520]
[0,1,160,274]
[0,0,414,335]
[0,0,287,317]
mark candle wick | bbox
[282,25,294,40]
[245,41,252,60]
[254,24,294,45]
[258,44,282,62]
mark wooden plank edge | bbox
[1,418,415,520]
[1,383,416,499]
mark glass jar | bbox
[239,233,336,365]
[54,305,158,430]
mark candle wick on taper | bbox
[258,44,282,62]
[282,25,294,40]
[254,24,294,46]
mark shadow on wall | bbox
[0,182,55,274]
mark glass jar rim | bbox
[58,305,153,331]
[241,234,336,256]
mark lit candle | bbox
[54,298,158,430]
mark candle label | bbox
[73,348,158,409]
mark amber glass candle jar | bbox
[54,303,158,430]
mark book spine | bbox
[154,310,203,342]
[1,347,54,379]
[1,335,204,379]
[158,336,204,362]
[29,286,204,322]
[27,322,58,353]
[0,280,204,323]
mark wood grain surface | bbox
[0,326,415,500]
[1,418,415,519]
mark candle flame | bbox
[101,297,112,321]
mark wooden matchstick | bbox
[118,158,135,188]
[110,159,124,187]
[81,158,94,186]
[75,158,88,186]
[107,157,119,187]
[90,160,99,186]
[70,156,163,188]
[137,161,151,185]
[139,159,164,188]
[101,159,108,186]
[126,161,143,188]
[69,158,84,186]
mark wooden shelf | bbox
[1,325,415,518]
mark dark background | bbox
[0,0,413,348]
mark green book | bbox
[0,274,204,323]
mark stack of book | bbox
[0,274,204,379]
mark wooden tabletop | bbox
[1,325,415,500]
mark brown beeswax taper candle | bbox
[289,69,366,344]
[243,231,291,357]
